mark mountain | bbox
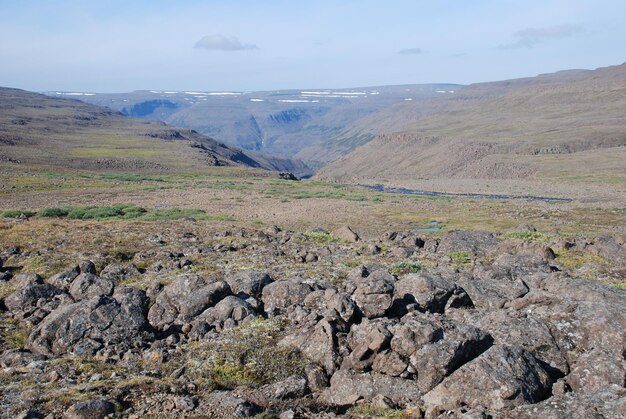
[0,87,310,176]
[317,63,626,193]
[47,84,460,169]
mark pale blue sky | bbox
[0,0,624,92]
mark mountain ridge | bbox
[0,87,311,177]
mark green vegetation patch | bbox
[391,261,422,276]
[187,318,306,390]
[141,208,209,221]
[0,209,36,218]
[448,251,474,268]
[303,231,337,243]
[39,204,146,220]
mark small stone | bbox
[174,396,196,411]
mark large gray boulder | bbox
[393,273,471,313]
[4,283,65,313]
[225,270,272,298]
[27,290,154,356]
[352,269,395,318]
[321,370,422,407]
[261,279,313,314]
[423,345,553,412]
[68,273,114,301]
[147,275,231,330]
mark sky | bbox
[0,0,624,92]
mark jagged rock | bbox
[352,269,395,318]
[11,273,43,288]
[449,309,568,376]
[68,273,114,301]
[304,363,329,392]
[280,318,345,375]
[174,396,197,411]
[4,283,64,313]
[147,275,231,330]
[511,274,626,365]
[261,279,312,314]
[393,273,471,314]
[409,321,493,392]
[46,267,79,290]
[422,345,552,412]
[511,384,626,418]
[567,348,626,393]
[260,375,308,400]
[28,291,154,356]
[588,236,626,265]
[303,288,358,323]
[199,295,255,324]
[64,399,115,419]
[391,312,443,357]
[321,370,422,407]
[78,260,97,275]
[371,349,407,376]
[225,270,272,298]
[344,318,393,371]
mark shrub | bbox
[391,261,422,276]
[39,207,70,217]
[0,210,36,218]
[449,251,474,267]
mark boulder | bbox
[225,270,272,298]
[567,348,626,393]
[393,273,471,314]
[46,267,80,290]
[390,312,443,357]
[147,275,231,330]
[352,269,395,318]
[64,399,115,419]
[68,273,114,301]
[261,279,312,314]
[422,345,552,412]
[511,384,626,418]
[409,321,493,392]
[28,291,154,356]
[450,309,568,376]
[280,318,345,375]
[5,283,64,313]
[199,295,255,324]
[321,370,422,407]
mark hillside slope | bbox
[0,87,310,176]
[317,63,626,198]
[49,84,460,168]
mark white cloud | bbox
[194,34,258,51]
[499,24,584,49]
[398,47,423,55]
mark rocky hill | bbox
[0,223,624,417]
[48,84,460,169]
[317,63,626,190]
[0,87,311,176]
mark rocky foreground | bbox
[0,225,625,418]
